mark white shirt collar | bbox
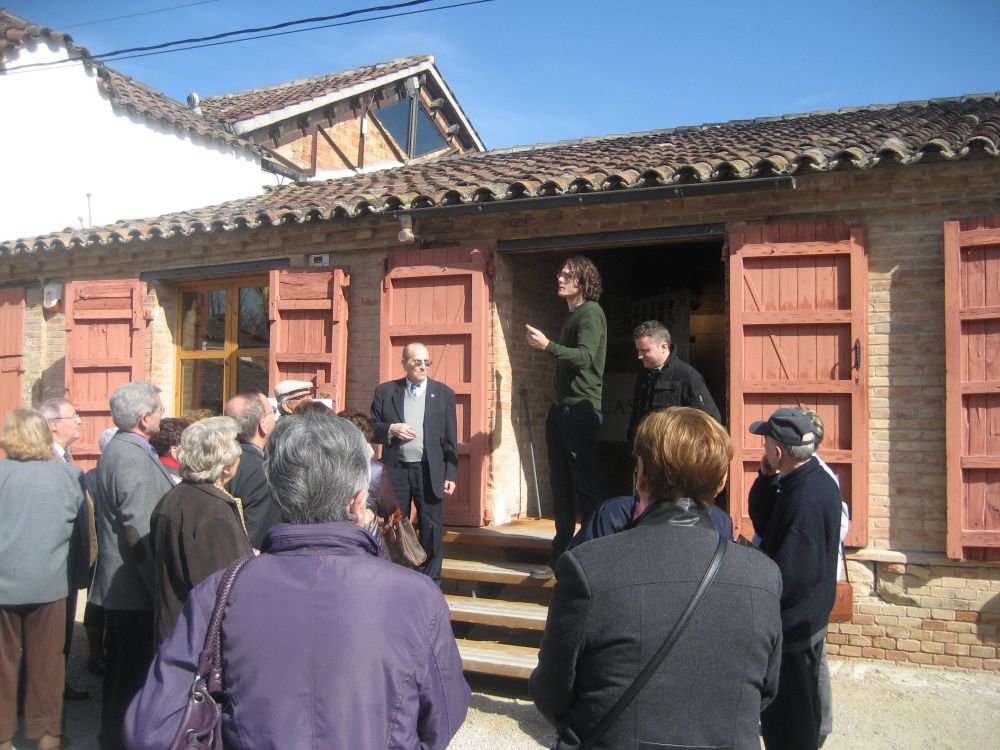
[406,378,427,397]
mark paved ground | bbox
[11,602,1000,748]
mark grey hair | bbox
[264,412,370,525]
[402,342,427,361]
[109,381,161,430]
[176,416,242,483]
[39,398,72,422]
[632,320,671,345]
[781,441,818,461]
[227,390,266,443]
[796,406,825,448]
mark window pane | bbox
[236,355,268,395]
[374,99,409,151]
[181,289,226,351]
[180,359,224,416]
[415,106,448,157]
[238,286,269,348]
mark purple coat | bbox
[124,522,470,749]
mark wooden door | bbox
[944,217,1000,560]
[0,288,25,419]
[728,223,868,546]
[268,268,350,410]
[380,247,490,526]
[65,280,147,470]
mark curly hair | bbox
[563,255,603,302]
[149,418,191,458]
[0,409,55,461]
[337,409,375,442]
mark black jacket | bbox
[226,443,283,548]
[150,481,253,644]
[749,456,843,646]
[531,500,783,750]
[627,345,721,443]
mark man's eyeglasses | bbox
[408,359,432,367]
[50,414,80,421]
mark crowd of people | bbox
[0,254,846,750]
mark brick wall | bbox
[5,157,1000,668]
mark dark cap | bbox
[749,407,816,446]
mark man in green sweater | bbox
[526,256,607,575]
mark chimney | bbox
[186,92,202,116]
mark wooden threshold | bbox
[442,558,556,588]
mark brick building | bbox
[3,92,1000,669]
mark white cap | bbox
[274,379,314,402]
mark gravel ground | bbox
[13,610,1000,749]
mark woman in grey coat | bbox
[0,409,87,750]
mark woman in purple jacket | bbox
[124,412,470,750]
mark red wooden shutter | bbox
[65,280,147,471]
[0,287,25,419]
[380,247,489,526]
[944,217,1000,561]
[268,268,350,410]
[728,223,869,546]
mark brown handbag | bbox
[829,547,853,623]
[380,508,428,568]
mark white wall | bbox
[1,44,277,242]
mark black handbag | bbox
[579,535,728,750]
[168,554,253,750]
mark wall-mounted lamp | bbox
[42,281,63,313]
[397,214,418,244]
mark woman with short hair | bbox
[531,407,784,750]
[0,409,87,750]
[149,417,251,644]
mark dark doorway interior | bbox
[584,240,727,499]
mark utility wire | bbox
[4,0,494,73]
[6,0,438,71]
[58,1,221,30]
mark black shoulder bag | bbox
[579,534,728,750]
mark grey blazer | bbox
[90,431,175,610]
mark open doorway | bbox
[587,240,727,498]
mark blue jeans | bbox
[545,402,603,561]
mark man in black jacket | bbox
[627,320,721,445]
[748,407,843,750]
[225,389,282,548]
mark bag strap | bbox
[197,554,254,693]
[579,534,728,750]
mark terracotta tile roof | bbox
[0,9,266,158]
[198,54,435,125]
[4,92,999,254]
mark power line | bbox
[58,1,222,30]
[4,0,494,73]
[5,0,439,71]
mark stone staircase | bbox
[442,520,554,679]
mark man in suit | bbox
[39,398,91,700]
[225,389,282,548]
[371,343,458,584]
[90,381,175,750]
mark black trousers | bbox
[389,461,443,584]
[545,403,602,561]
[761,638,825,750]
[100,609,154,750]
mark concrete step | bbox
[445,594,548,630]
[456,638,539,679]
[442,558,556,588]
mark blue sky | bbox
[6,0,1000,149]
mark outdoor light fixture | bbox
[397,215,417,243]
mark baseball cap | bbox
[749,407,816,446]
